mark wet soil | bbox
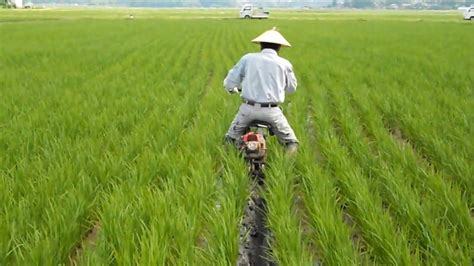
[237,166,276,266]
[68,221,100,266]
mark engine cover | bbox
[240,132,266,159]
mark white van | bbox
[240,4,269,19]
[464,8,474,20]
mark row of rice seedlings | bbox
[309,87,412,264]
[0,20,204,264]
[197,150,249,265]
[284,70,359,264]
[371,89,473,206]
[296,155,361,264]
[328,86,468,263]
[263,149,314,265]
[187,86,248,265]
[349,89,473,262]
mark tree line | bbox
[3,0,473,8]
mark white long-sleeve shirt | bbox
[223,49,297,104]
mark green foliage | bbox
[0,9,472,265]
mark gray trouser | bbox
[225,103,298,144]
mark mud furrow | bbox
[237,172,275,266]
[68,221,100,266]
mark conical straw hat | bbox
[251,27,291,47]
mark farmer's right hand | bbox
[228,87,239,94]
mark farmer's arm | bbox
[224,56,247,91]
[284,62,297,94]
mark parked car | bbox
[24,1,34,8]
[464,7,474,20]
[240,4,269,19]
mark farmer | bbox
[223,27,298,154]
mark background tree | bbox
[351,0,374,8]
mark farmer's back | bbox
[239,50,296,104]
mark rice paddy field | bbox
[0,8,473,265]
